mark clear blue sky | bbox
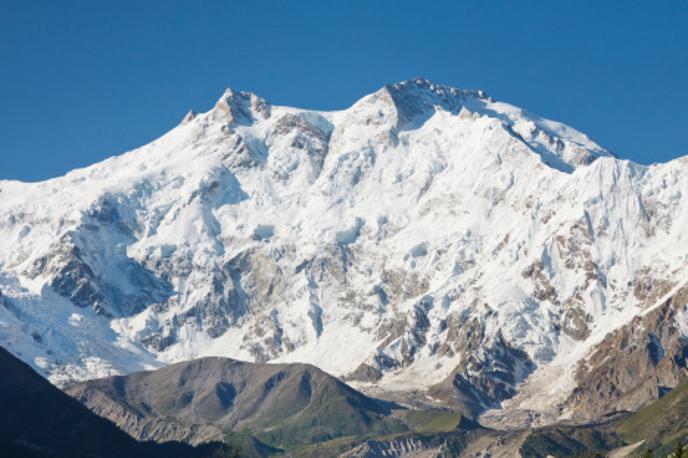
[1,1,687,181]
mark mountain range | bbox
[7,340,688,457]
[1,77,688,455]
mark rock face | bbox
[428,332,536,417]
[563,283,688,420]
[1,77,688,424]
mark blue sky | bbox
[1,1,687,181]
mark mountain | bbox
[1,77,687,426]
[64,353,688,458]
[64,356,495,456]
[65,357,405,450]
[0,345,238,457]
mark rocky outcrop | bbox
[338,436,442,458]
[564,283,688,421]
[65,385,225,445]
[429,332,536,418]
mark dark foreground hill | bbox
[0,345,238,458]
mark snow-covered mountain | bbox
[1,78,687,426]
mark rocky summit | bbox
[1,78,687,429]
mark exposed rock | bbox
[346,362,384,383]
[429,332,536,418]
[564,284,688,421]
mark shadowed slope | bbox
[0,346,238,458]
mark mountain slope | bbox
[616,377,688,456]
[0,345,237,458]
[65,357,405,449]
[1,77,687,425]
[493,376,688,458]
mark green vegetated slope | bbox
[616,379,688,457]
[517,379,688,458]
[518,422,624,458]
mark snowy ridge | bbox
[0,78,686,423]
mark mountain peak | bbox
[361,78,492,130]
[383,77,489,100]
[180,109,197,125]
[213,87,271,125]
[351,78,609,171]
